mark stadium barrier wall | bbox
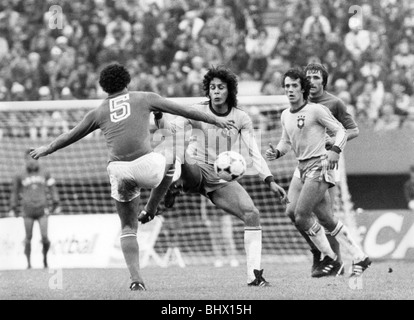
[345,126,414,175]
[0,215,165,270]
[356,210,414,260]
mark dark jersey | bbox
[47,91,218,163]
[309,91,357,130]
[10,170,59,216]
[404,180,414,203]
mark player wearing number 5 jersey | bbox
[29,63,236,292]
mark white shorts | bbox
[107,152,166,202]
[293,166,340,183]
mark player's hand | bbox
[326,150,340,170]
[325,136,335,150]
[409,200,414,211]
[52,206,62,215]
[269,182,289,205]
[29,146,49,160]
[265,143,278,161]
[7,210,15,218]
[138,210,155,224]
[214,118,236,130]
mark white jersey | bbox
[166,102,272,181]
[276,102,347,161]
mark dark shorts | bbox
[182,162,239,199]
[23,206,47,220]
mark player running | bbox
[139,66,288,287]
[9,149,60,269]
[266,68,371,278]
[29,63,236,291]
[287,63,361,276]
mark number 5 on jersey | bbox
[110,94,131,123]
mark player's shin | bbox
[24,240,31,268]
[145,165,175,215]
[330,221,365,261]
[244,227,262,283]
[305,222,336,260]
[120,231,143,283]
[326,233,341,262]
[42,239,51,268]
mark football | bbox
[214,151,247,182]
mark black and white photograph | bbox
[0,0,413,307]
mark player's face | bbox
[306,70,324,96]
[25,155,39,171]
[284,77,303,104]
[209,78,229,108]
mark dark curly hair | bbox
[304,63,329,89]
[99,63,131,94]
[202,66,238,109]
[282,68,311,101]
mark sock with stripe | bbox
[331,221,365,262]
[306,222,336,260]
[120,232,143,283]
[244,227,262,283]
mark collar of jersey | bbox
[289,102,308,114]
[209,102,232,117]
[108,88,128,98]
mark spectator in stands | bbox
[67,63,96,100]
[186,56,207,96]
[404,165,414,211]
[245,28,273,80]
[0,32,9,60]
[226,40,250,77]
[392,83,413,117]
[159,71,186,98]
[374,103,402,131]
[190,36,223,68]
[302,3,332,39]
[200,6,236,50]
[344,16,371,61]
[10,82,26,101]
[261,70,285,96]
[105,11,131,49]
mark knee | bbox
[121,225,138,236]
[286,207,295,223]
[242,205,260,226]
[294,212,310,231]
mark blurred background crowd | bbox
[1,0,414,134]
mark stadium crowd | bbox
[0,0,414,135]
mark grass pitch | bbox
[1,260,413,300]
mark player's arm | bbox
[46,173,61,215]
[265,113,292,161]
[146,92,235,130]
[30,111,99,159]
[327,100,359,147]
[318,107,348,170]
[239,117,288,203]
[8,176,21,217]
